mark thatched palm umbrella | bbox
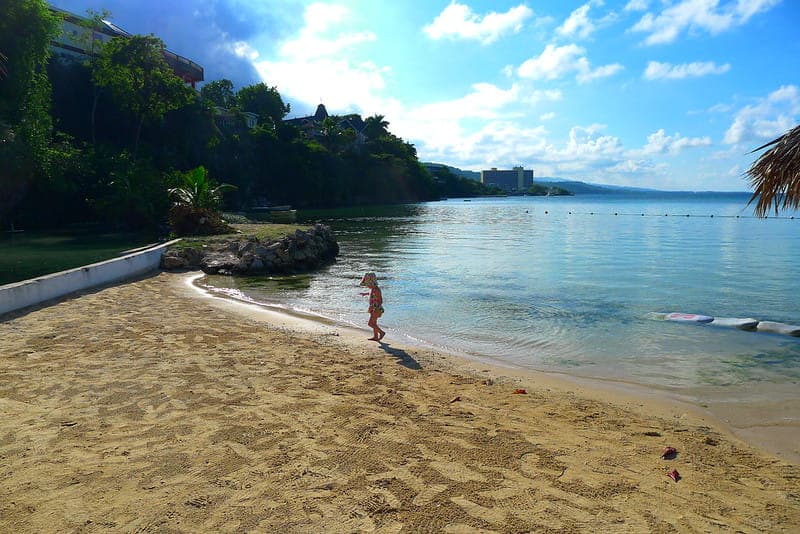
[746,124,800,217]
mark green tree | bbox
[363,114,389,140]
[76,9,112,143]
[237,82,290,129]
[0,0,60,227]
[93,34,194,156]
[200,79,236,109]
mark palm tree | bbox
[0,52,7,79]
[364,114,389,140]
[746,125,800,217]
[168,166,237,210]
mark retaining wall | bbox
[0,239,180,316]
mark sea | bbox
[198,192,800,440]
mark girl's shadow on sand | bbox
[377,342,421,370]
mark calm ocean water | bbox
[200,193,800,406]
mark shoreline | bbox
[1,271,798,531]
[190,272,800,465]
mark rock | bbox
[160,251,188,269]
[200,252,240,274]
[249,258,264,273]
[162,224,339,276]
[184,247,204,265]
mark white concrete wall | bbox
[0,239,181,316]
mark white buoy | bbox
[665,312,714,324]
[756,321,800,337]
[710,317,759,331]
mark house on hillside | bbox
[212,107,259,130]
[49,6,204,88]
[284,104,367,147]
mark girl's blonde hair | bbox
[360,272,378,287]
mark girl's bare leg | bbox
[368,313,380,340]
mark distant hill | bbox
[535,178,659,195]
[423,165,750,195]
[423,163,481,182]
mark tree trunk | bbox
[90,88,100,144]
[133,115,144,159]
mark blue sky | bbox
[51,0,799,191]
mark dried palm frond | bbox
[0,52,7,79]
[746,124,800,217]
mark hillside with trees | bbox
[1,0,484,234]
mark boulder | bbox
[160,250,188,269]
[200,252,240,274]
[161,224,340,276]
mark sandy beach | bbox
[1,271,798,532]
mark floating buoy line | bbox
[531,210,798,220]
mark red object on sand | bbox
[512,389,527,395]
[666,469,680,482]
[661,446,678,459]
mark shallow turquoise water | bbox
[200,193,800,399]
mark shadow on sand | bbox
[377,341,421,370]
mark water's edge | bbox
[193,273,800,464]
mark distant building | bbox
[49,6,204,88]
[212,107,259,130]
[480,166,534,192]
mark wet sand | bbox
[1,271,798,532]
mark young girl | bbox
[359,272,386,341]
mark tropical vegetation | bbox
[1,0,493,236]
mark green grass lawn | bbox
[0,222,313,286]
[0,228,158,286]
[169,223,311,251]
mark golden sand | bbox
[1,271,798,532]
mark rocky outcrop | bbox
[160,224,339,275]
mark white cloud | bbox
[644,60,730,80]
[517,44,623,83]
[232,41,259,61]
[724,85,800,145]
[624,0,649,12]
[707,102,732,113]
[563,124,624,160]
[523,89,564,104]
[557,1,600,39]
[388,82,539,160]
[578,62,624,82]
[278,3,376,60]
[637,129,712,155]
[608,159,654,174]
[539,112,556,121]
[254,3,389,114]
[631,0,780,45]
[423,2,534,44]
